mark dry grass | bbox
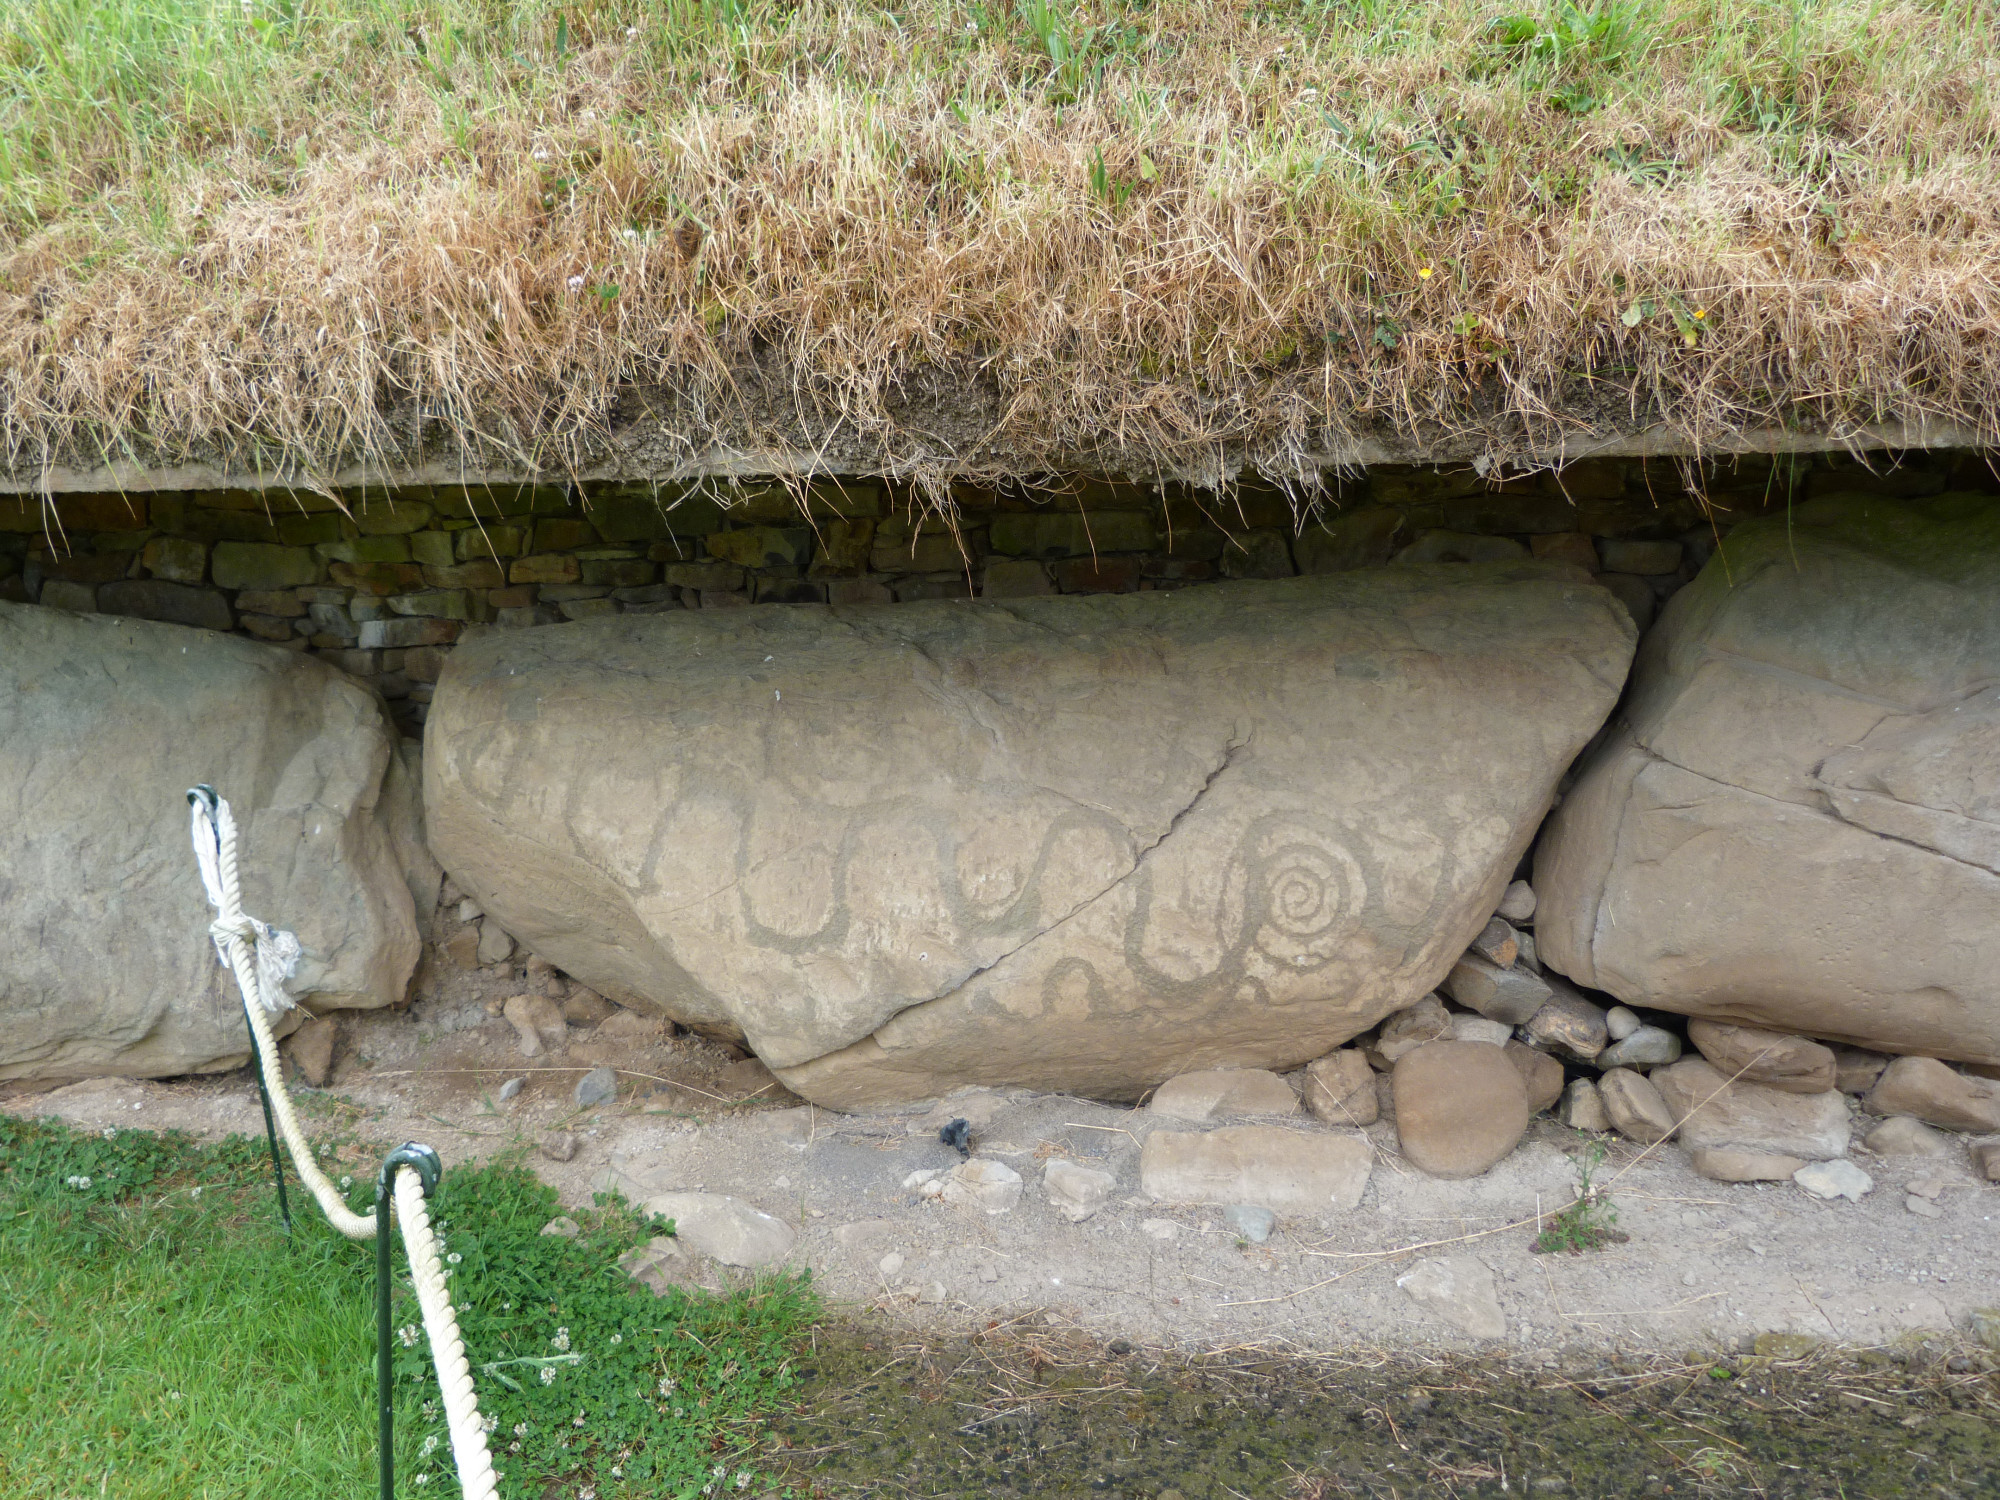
[2,0,1998,492]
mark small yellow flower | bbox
[1694,308,1707,319]
[1417,267,1435,280]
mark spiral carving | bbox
[1223,818,1367,972]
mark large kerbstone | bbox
[1535,494,2000,1065]
[428,569,1634,1105]
[0,602,436,1080]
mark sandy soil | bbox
[9,981,1995,1364]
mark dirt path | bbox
[9,997,1996,1364]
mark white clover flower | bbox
[167,1391,183,1401]
[447,1252,462,1264]
[479,1413,497,1436]
[551,1328,571,1352]
[713,1466,727,1479]
[532,148,550,162]
[621,228,638,240]
[65,1175,91,1190]
[609,1333,622,1344]
[573,1410,586,1428]
[611,1466,624,1478]
[580,1488,596,1500]
[399,1325,421,1348]
[412,1476,429,1488]
[102,1127,117,1140]
[508,1440,521,1453]
[625,25,638,37]
[421,1435,439,1456]
[540,1366,557,1385]
[736,1472,752,1489]
[513,1423,528,1437]
[657,1377,677,1397]
[190,1186,202,1199]
[566,275,585,292]
[340,1175,353,1189]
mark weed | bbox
[1533,1140,1627,1254]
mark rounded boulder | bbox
[1393,1040,1532,1179]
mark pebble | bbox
[498,1076,525,1102]
[1688,1146,1806,1183]
[1598,1067,1678,1144]
[1605,1006,1642,1041]
[1396,1255,1507,1340]
[1140,1218,1178,1241]
[1224,1204,1276,1243]
[1562,1077,1609,1133]
[540,1215,581,1239]
[1449,1013,1514,1046]
[540,1131,579,1163]
[878,1252,905,1277]
[1905,1194,1943,1218]
[940,1158,1023,1214]
[1596,1025,1682,1071]
[1865,1115,1952,1156]
[1793,1158,1873,1201]
[1497,879,1537,923]
[573,1066,619,1109]
[1044,1159,1117,1222]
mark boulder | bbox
[1505,1040,1566,1114]
[1598,1068,1677,1143]
[1688,1146,1805,1183]
[1149,1068,1300,1122]
[1651,1059,1850,1160]
[1865,1056,2000,1132]
[0,602,433,1081]
[1140,1125,1372,1214]
[1438,952,1551,1025]
[1302,1049,1378,1126]
[1535,494,2000,1067]
[426,570,1635,1106]
[1392,1041,1532,1179]
[1687,1021,1836,1094]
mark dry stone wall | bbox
[4,448,1992,741]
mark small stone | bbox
[878,1252,905,1277]
[1371,994,1452,1066]
[1598,1068,1678,1144]
[498,1076,525,1102]
[941,1159,1024,1214]
[640,1191,796,1266]
[540,1215,581,1239]
[561,988,616,1025]
[1044,1160,1117,1222]
[1505,1041,1566,1115]
[1520,983,1609,1061]
[1605,1006,1642,1041]
[1393,1042,1531,1180]
[1450,1013,1514,1046]
[1497,880,1537,923]
[1688,1147,1806,1183]
[281,1015,337,1087]
[1149,1068,1300,1122]
[619,1235,696,1296]
[592,1008,664,1046]
[917,1281,946,1306]
[457,897,483,922]
[1793,1159,1873,1201]
[1687,1021,1836,1094]
[1469,917,1519,969]
[442,927,482,970]
[1652,1059,1851,1160]
[1905,1194,1943,1218]
[1303,1049,1379,1127]
[1563,1078,1610,1133]
[1974,1142,2000,1182]
[1907,1176,1944,1199]
[1396,1256,1507,1340]
[503,993,566,1058]
[901,1169,941,1190]
[476,918,515,966]
[1141,1125,1373,1213]
[574,1066,619,1109]
[1865,1116,1952,1156]
[1866,1057,2000,1133]
[540,1132,579,1163]
[1833,1047,1891,1094]
[1224,1204,1276,1244]
[717,1057,784,1100]
[1140,1218,1178,1241]
[1439,951,1552,1025]
[1969,1309,2000,1351]
[1752,1332,1820,1360]
[1595,1026,1682,1072]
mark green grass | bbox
[0,1115,818,1499]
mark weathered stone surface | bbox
[1536,494,2000,1066]
[1865,1056,2000,1132]
[1468,918,1519,968]
[1974,1142,2000,1182]
[1596,1026,1682,1072]
[1688,1021,1836,1094]
[1303,1049,1378,1126]
[1396,1256,1507,1340]
[1043,1159,1117,1221]
[1150,1068,1300,1122]
[1833,1047,1890,1094]
[1651,1059,1850,1160]
[639,1192,795,1266]
[1689,1146,1805,1182]
[98,579,234,632]
[1438,951,1552,1025]
[282,1015,337,1087]
[1370,994,1452,1066]
[1393,1041,1531,1179]
[1449,1013,1513,1046]
[1141,1125,1372,1213]
[1563,1078,1609,1132]
[212,542,319,592]
[428,569,1634,1105]
[1605,1006,1641,1041]
[504,993,566,1057]
[941,1159,1023,1213]
[574,1066,619,1108]
[0,602,431,1081]
[1505,1040,1566,1114]
[561,988,616,1025]
[1864,1116,1953,1156]
[1496,880,1537,923]
[1598,1068,1677,1143]
[1520,981,1608,1060]
[476,917,515,965]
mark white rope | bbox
[187,785,498,1500]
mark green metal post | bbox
[376,1143,443,1500]
[247,998,293,1235]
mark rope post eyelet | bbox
[377,1143,443,1500]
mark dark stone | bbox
[98,579,235,631]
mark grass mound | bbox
[1,0,1997,485]
[0,1114,816,1499]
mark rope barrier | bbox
[187,786,499,1500]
